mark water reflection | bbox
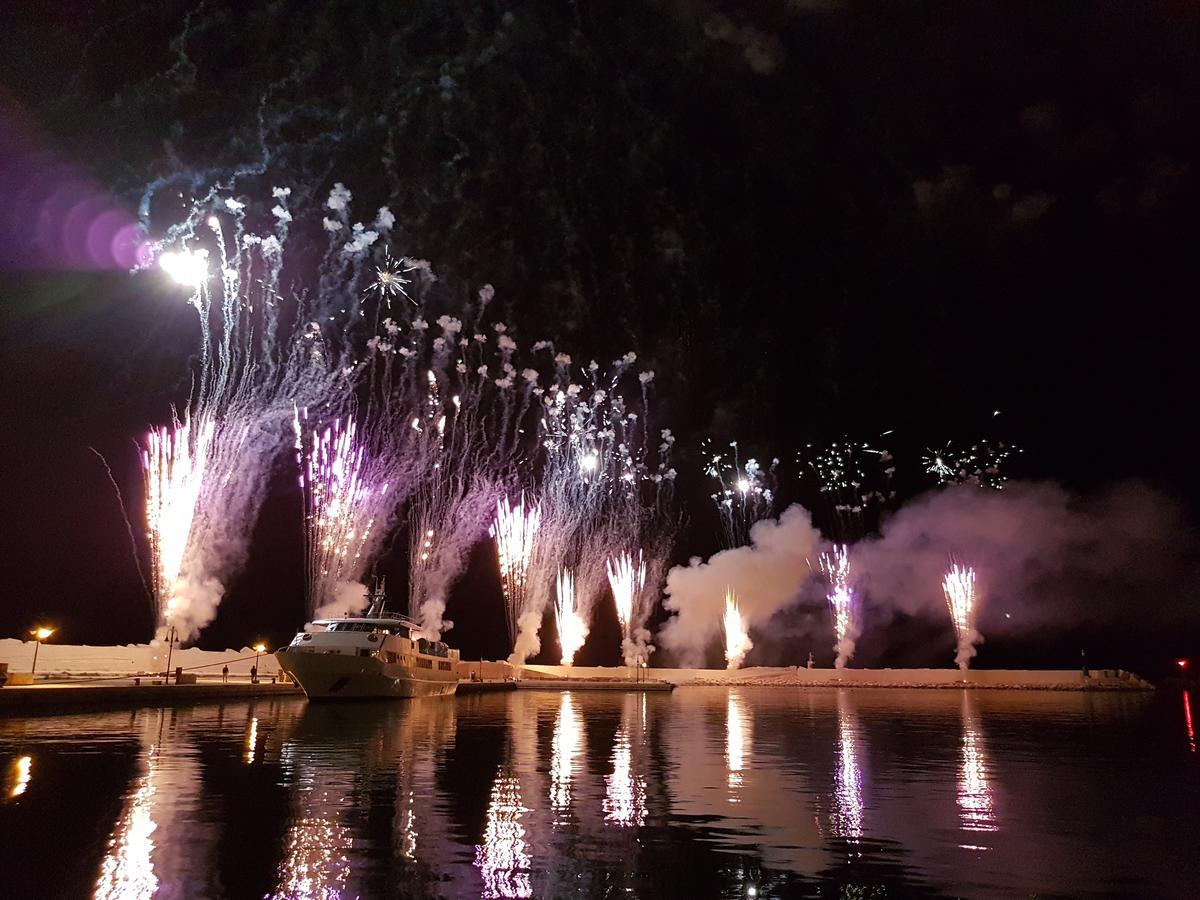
[550,692,583,820]
[272,698,461,897]
[475,775,532,898]
[604,694,647,827]
[94,710,217,900]
[726,689,751,800]
[832,691,864,845]
[4,688,1193,898]
[245,716,259,764]
[957,693,996,846]
[275,811,353,899]
[8,755,31,799]
[94,748,159,899]
[1184,691,1196,754]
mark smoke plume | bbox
[659,504,823,667]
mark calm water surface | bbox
[1,687,1197,898]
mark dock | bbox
[0,681,302,711]
[456,680,516,695]
[514,678,674,692]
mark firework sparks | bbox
[923,440,1019,490]
[799,437,894,542]
[819,544,860,669]
[722,588,753,669]
[142,415,216,624]
[606,551,646,639]
[943,562,981,671]
[295,413,394,616]
[491,495,542,646]
[703,440,777,549]
[364,250,418,307]
[554,569,588,666]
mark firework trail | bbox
[703,440,777,550]
[553,569,588,666]
[943,561,981,671]
[819,543,861,669]
[491,494,542,646]
[403,303,538,638]
[923,440,1020,490]
[722,588,753,669]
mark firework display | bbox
[722,589,753,669]
[799,438,895,543]
[703,440,777,550]
[553,570,588,666]
[606,550,646,663]
[140,189,359,640]
[819,543,860,669]
[130,183,1026,669]
[922,440,1019,490]
[492,495,542,645]
[943,561,981,671]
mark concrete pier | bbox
[514,678,674,692]
[0,681,302,711]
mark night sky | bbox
[1,2,1197,675]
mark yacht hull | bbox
[276,651,459,700]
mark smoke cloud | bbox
[659,505,823,667]
[658,481,1194,668]
[314,580,369,620]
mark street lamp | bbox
[29,627,54,679]
[253,643,267,683]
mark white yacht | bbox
[276,582,460,700]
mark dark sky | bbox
[1,1,1197,673]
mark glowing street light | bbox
[28,626,54,679]
[253,643,267,683]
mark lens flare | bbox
[722,588,752,669]
[158,249,208,288]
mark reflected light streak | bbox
[958,699,997,843]
[726,692,750,798]
[550,693,583,819]
[245,717,258,764]
[475,775,532,899]
[398,789,417,860]
[604,726,646,827]
[94,752,159,900]
[1184,691,1196,754]
[9,756,31,799]
[833,699,864,843]
[273,806,353,900]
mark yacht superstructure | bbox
[276,582,459,699]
